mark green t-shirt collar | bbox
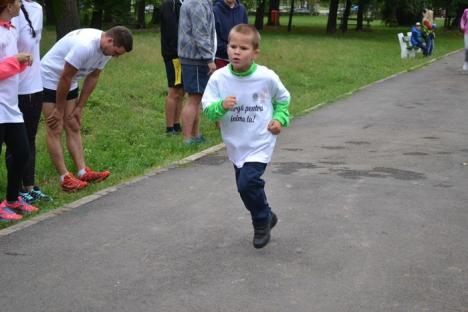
[229,62,257,77]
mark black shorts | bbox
[164,57,183,88]
[43,88,79,103]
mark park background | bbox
[1,0,466,227]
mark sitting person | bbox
[411,22,427,56]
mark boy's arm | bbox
[203,99,228,121]
[202,74,228,121]
[272,98,290,127]
[271,71,291,127]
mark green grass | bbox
[1,16,464,227]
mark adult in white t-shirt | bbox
[8,0,51,203]
[41,26,133,192]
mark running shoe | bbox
[78,167,110,183]
[19,190,36,204]
[3,197,39,213]
[0,207,22,221]
[61,172,88,192]
[30,186,53,202]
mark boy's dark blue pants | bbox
[234,162,271,223]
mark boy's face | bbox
[227,32,259,72]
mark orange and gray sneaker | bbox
[78,167,110,183]
[0,202,22,221]
[61,172,88,192]
[2,197,38,214]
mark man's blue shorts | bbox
[181,63,210,94]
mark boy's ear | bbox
[253,48,260,58]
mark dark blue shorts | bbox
[181,63,210,94]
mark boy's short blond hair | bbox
[228,24,261,50]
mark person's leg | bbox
[235,162,271,222]
[63,98,86,171]
[165,86,184,131]
[464,34,468,70]
[235,162,276,248]
[182,93,201,141]
[43,101,68,176]
[4,124,30,202]
[18,92,43,190]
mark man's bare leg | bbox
[182,93,201,141]
[63,99,86,172]
[165,86,184,129]
[42,102,68,176]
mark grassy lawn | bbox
[0,15,464,227]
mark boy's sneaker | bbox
[463,62,468,71]
[19,190,36,204]
[252,212,277,249]
[61,173,88,192]
[0,204,22,221]
[3,197,39,214]
[78,167,110,183]
[193,135,206,144]
[30,186,52,202]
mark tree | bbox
[255,0,267,30]
[327,0,339,33]
[136,0,146,28]
[51,0,80,40]
[340,0,352,32]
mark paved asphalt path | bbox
[1,52,468,312]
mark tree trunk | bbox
[53,0,80,40]
[288,0,295,32]
[356,0,365,31]
[267,0,280,26]
[327,0,339,33]
[151,5,160,25]
[43,0,56,25]
[91,8,103,29]
[340,0,352,32]
[255,0,266,30]
[136,0,146,29]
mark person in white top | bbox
[41,26,133,192]
[0,0,39,221]
[202,24,290,249]
[7,0,51,204]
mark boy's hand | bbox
[222,96,236,110]
[16,53,33,66]
[268,120,282,135]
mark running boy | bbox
[202,24,290,249]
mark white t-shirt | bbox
[41,28,111,90]
[202,65,290,168]
[0,27,23,123]
[12,0,43,94]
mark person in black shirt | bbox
[160,0,184,135]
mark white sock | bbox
[60,173,68,182]
[77,168,86,177]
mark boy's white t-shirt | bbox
[12,0,43,94]
[41,28,111,91]
[202,65,290,168]
[0,27,23,123]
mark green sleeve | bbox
[272,99,290,127]
[203,100,228,121]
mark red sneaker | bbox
[78,167,110,183]
[0,202,23,221]
[4,197,39,213]
[61,172,88,192]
